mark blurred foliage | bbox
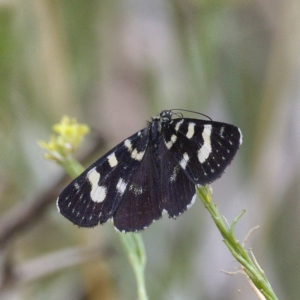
[0,0,300,299]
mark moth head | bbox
[159,110,172,123]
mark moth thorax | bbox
[150,120,162,144]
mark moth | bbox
[57,110,242,232]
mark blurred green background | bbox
[1,0,300,299]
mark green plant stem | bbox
[60,156,85,177]
[60,154,148,300]
[197,186,278,300]
[119,233,148,300]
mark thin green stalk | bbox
[197,186,278,300]
[59,156,85,177]
[119,233,148,300]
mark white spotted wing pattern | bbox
[57,110,242,232]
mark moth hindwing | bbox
[57,110,242,232]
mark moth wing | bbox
[57,128,149,227]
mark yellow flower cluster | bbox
[38,116,90,163]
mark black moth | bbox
[57,110,242,232]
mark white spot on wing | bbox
[175,119,184,131]
[92,186,107,203]
[238,128,243,145]
[198,124,212,163]
[186,194,197,210]
[87,167,107,203]
[180,153,189,169]
[107,152,118,167]
[186,122,195,139]
[170,165,180,182]
[56,197,60,212]
[131,149,145,161]
[87,167,100,185]
[166,134,177,149]
[129,184,143,195]
[220,126,225,138]
[116,178,127,195]
[124,139,132,152]
[162,209,168,215]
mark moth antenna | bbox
[171,109,212,121]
